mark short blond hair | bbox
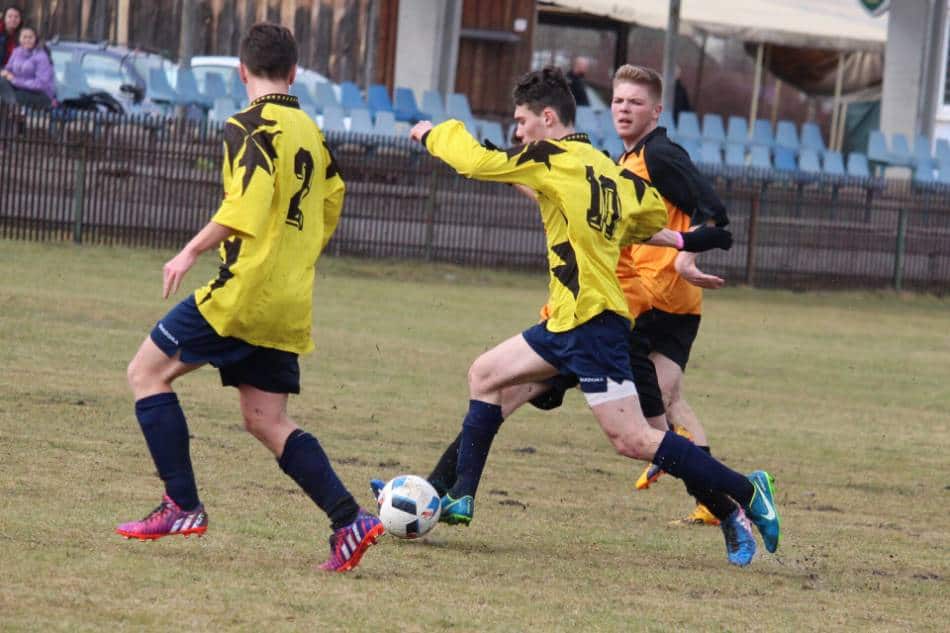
[612,65,662,103]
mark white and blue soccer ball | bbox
[377,475,441,539]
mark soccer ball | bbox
[377,475,441,539]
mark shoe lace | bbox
[143,501,172,523]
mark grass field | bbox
[0,239,948,632]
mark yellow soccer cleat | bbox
[635,426,693,490]
[668,504,721,527]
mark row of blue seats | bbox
[867,130,950,173]
[678,137,873,179]
[668,112,829,154]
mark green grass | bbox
[0,239,947,632]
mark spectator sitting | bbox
[566,55,591,107]
[0,26,56,110]
[0,5,21,67]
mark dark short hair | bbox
[512,66,576,127]
[239,23,297,80]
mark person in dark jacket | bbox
[0,5,22,66]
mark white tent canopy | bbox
[543,0,888,51]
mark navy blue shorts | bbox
[150,295,301,394]
[521,311,634,394]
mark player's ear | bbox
[238,63,249,85]
[287,64,297,86]
[542,106,557,128]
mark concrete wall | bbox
[393,0,462,100]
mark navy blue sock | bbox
[427,433,462,496]
[135,392,199,511]
[448,400,504,499]
[278,429,359,530]
[653,431,754,506]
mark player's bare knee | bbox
[467,357,496,395]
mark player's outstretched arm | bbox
[162,221,234,299]
[674,250,725,289]
[644,226,732,252]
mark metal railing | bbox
[2,106,948,292]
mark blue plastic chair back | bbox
[602,135,625,161]
[679,138,701,164]
[479,121,505,147]
[890,133,912,166]
[367,84,394,115]
[846,152,870,178]
[698,140,722,166]
[773,146,797,171]
[937,158,950,184]
[726,115,748,146]
[209,97,234,124]
[676,111,701,141]
[800,122,826,153]
[822,151,845,176]
[321,106,346,132]
[658,111,676,135]
[228,71,246,109]
[349,108,374,134]
[422,90,446,123]
[393,87,424,122]
[914,163,935,183]
[203,72,229,102]
[775,120,799,151]
[314,82,340,113]
[59,61,92,100]
[867,130,889,163]
[339,81,365,112]
[148,68,180,105]
[576,106,602,142]
[290,82,317,110]
[749,145,771,169]
[724,143,745,167]
[936,138,950,163]
[176,68,208,107]
[446,92,473,120]
[751,119,774,147]
[798,148,822,174]
[912,135,934,170]
[598,109,614,138]
[373,110,397,136]
[701,113,725,147]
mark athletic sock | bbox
[427,433,462,496]
[653,431,754,506]
[683,445,739,521]
[278,429,359,530]
[447,400,504,499]
[135,393,200,511]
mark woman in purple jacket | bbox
[0,26,55,109]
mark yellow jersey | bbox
[195,93,345,354]
[424,120,667,332]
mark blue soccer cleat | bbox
[744,470,781,553]
[440,494,474,525]
[369,478,386,504]
[720,507,756,566]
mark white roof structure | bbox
[543,0,889,51]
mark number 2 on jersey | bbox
[286,148,314,230]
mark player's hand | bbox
[512,183,537,201]
[409,121,433,143]
[679,226,733,252]
[162,249,198,299]
[679,265,725,289]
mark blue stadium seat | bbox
[679,138,701,164]
[393,87,426,122]
[800,122,826,153]
[798,148,822,174]
[367,84,394,116]
[749,145,771,170]
[315,82,340,113]
[724,143,745,167]
[290,82,318,114]
[936,138,950,163]
[937,158,950,184]
[676,111,701,142]
[373,110,397,136]
[773,146,797,172]
[598,108,614,139]
[726,115,748,147]
[602,135,625,160]
[229,70,247,109]
[321,106,346,132]
[349,108,374,134]
[822,151,845,176]
[775,120,799,152]
[658,111,676,135]
[701,113,725,148]
[914,162,935,184]
[339,81,365,113]
[479,120,505,147]
[867,130,890,164]
[202,72,229,103]
[421,90,447,123]
[576,106,602,143]
[446,93,474,121]
[148,68,180,106]
[58,61,92,101]
[889,133,912,167]
[698,140,722,166]
[846,152,870,178]
[751,119,774,147]
[176,68,210,109]
[208,97,234,125]
[912,135,934,171]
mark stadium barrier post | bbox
[746,183,763,286]
[893,205,908,291]
[71,144,87,245]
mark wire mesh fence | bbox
[2,105,948,292]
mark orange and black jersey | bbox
[618,126,729,316]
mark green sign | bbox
[858,0,890,17]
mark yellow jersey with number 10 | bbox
[194,93,345,354]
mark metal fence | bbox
[2,105,949,293]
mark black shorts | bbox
[528,329,666,419]
[630,308,701,371]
